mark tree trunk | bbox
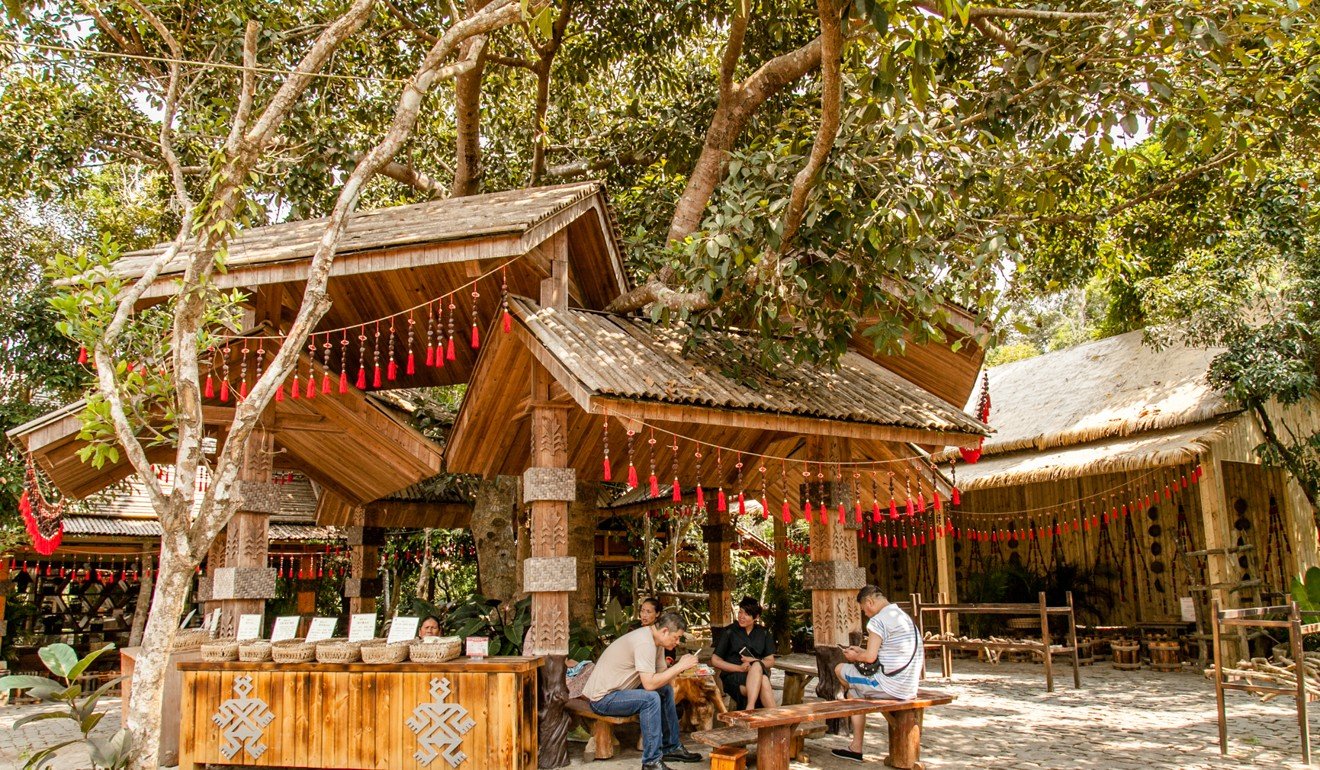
[125,537,194,770]
[473,475,520,602]
[128,557,154,648]
[568,481,599,631]
[416,529,434,600]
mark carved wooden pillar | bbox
[527,366,575,769]
[933,505,958,634]
[345,524,384,615]
[773,512,791,654]
[295,553,318,617]
[805,439,864,721]
[705,503,735,646]
[568,481,599,633]
[206,429,280,637]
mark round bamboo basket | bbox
[239,640,273,662]
[271,639,316,664]
[410,636,462,664]
[315,639,363,664]
[1111,640,1141,670]
[200,640,240,662]
[1147,640,1182,672]
[172,628,213,652]
[360,639,411,664]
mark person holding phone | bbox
[711,596,777,710]
[830,585,921,762]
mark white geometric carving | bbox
[407,677,476,767]
[211,676,274,760]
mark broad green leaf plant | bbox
[0,642,131,770]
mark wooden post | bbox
[773,513,790,655]
[706,497,734,640]
[295,554,317,616]
[345,524,383,615]
[933,506,958,635]
[1196,458,1241,661]
[1066,591,1082,689]
[209,429,280,636]
[804,438,864,729]
[0,558,8,654]
[1038,591,1054,693]
[568,481,599,631]
[1212,599,1228,755]
[526,364,575,769]
[1290,601,1311,764]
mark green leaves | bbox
[38,644,79,680]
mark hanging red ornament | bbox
[837,502,845,525]
[446,296,458,361]
[426,302,437,366]
[357,328,368,388]
[696,485,705,510]
[601,418,612,482]
[952,486,961,506]
[648,429,660,497]
[501,268,512,333]
[781,500,792,523]
[372,323,383,388]
[77,346,88,364]
[804,500,814,523]
[220,378,230,403]
[738,492,746,517]
[406,316,417,375]
[204,373,215,398]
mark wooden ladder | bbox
[1182,543,1266,666]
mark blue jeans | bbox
[589,684,680,764]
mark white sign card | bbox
[1180,596,1196,622]
[270,616,300,643]
[348,613,378,642]
[236,614,263,641]
[387,616,420,645]
[180,609,198,630]
[306,617,337,643]
[466,636,489,659]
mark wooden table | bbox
[178,657,540,770]
[719,692,954,770]
[771,656,818,705]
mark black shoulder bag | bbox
[854,614,918,678]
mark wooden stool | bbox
[710,746,748,770]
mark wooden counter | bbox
[178,657,541,770]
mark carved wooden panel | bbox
[528,593,569,655]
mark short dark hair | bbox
[641,597,663,613]
[654,610,688,633]
[856,585,886,604]
[737,596,763,618]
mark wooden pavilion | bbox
[891,331,1320,645]
[7,181,991,769]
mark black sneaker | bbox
[663,745,702,763]
[641,761,674,770]
[832,748,864,762]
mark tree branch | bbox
[970,7,1109,21]
[79,0,164,78]
[382,0,440,43]
[605,276,712,314]
[529,0,574,185]
[779,0,845,247]
[380,159,448,194]
[544,148,649,179]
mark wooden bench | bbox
[718,690,955,770]
[565,696,637,761]
[691,722,826,768]
[772,659,818,706]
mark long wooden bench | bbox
[718,690,955,770]
[691,723,826,767]
[565,696,637,760]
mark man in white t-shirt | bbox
[830,585,921,762]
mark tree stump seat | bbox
[718,690,955,770]
[565,696,637,761]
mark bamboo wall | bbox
[860,459,1304,626]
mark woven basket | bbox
[173,628,213,652]
[315,639,363,664]
[360,639,411,664]
[271,640,316,664]
[409,636,461,664]
[200,640,240,662]
[239,640,273,662]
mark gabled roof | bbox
[969,330,1234,457]
[446,297,984,504]
[106,182,629,307]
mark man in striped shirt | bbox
[830,585,921,762]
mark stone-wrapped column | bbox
[344,525,384,615]
[526,387,575,769]
[805,464,865,730]
[202,430,280,637]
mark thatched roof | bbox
[966,330,1234,457]
[953,420,1229,491]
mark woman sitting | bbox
[711,597,776,710]
[417,615,441,639]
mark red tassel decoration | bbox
[602,458,612,482]
[780,501,791,523]
[239,379,249,399]
[917,492,927,512]
[305,376,316,399]
[388,360,398,381]
[627,463,639,489]
[673,479,682,502]
[356,366,367,390]
[738,493,746,516]
[407,351,416,376]
[77,346,88,364]
[872,501,882,522]
[471,324,480,350]
[933,492,942,511]
[717,489,727,512]
[696,486,705,510]
[219,379,230,403]
[855,500,863,525]
[889,499,899,520]
[373,363,382,388]
[426,345,435,367]
[446,337,456,362]
[951,487,961,506]
[804,501,813,523]
[905,496,915,517]
[339,369,348,393]
[502,311,512,334]
[204,375,215,398]
[649,474,660,497]
[837,503,845,525]
[276,383,285,402]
